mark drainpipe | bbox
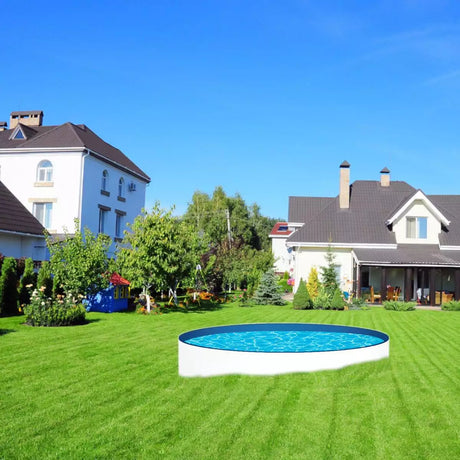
[78,150,90,228]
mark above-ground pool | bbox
[178,323,389,377]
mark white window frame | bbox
[102,170,109,191]
[118,177,125,198]
[98,208,107,234]
[33,202,52,228]
[37,160,53,182]
[406,216,427,239]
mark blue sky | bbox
[2,0,459,219]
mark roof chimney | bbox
[380,167,390,187]
[0,121,7,132]
[10,110,43,129]
[339,161,350,209]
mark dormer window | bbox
[37,160,53,182]
[406,217,427,239]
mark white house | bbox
[0,111,150,251]
[281,161,460,306]
[0,180,46,260]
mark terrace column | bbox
[381,267,387,301]
[455,269,460,301]
[429,269,436,306]
[356,265,362,299]
[404,268,412,302]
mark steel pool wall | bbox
[178,323,389,377]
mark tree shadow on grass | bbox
[0,329,16,336]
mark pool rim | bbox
[179,322,389,354]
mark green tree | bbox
[117,203,200,311]
[18,258,36,306]
[37,261,53,298]
[320,245,339,297]
[47,220,112,298]
[307,267,321,300]
[331,288,345,310]
[0,257,19,316]
[252,269,286,305]
[293,278,313,310]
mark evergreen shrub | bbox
[252,270,286,305]
[37,261,53,298]
[18,258,36,308]
[293,279,312,310]
[313,287,331,310]
[0,257,19,316]
[331,288,345,310]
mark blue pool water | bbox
[185,330,384,353]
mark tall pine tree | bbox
[252,270,286,305]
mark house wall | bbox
[81,155,147,243]
[271,237,293,273]
[293,247,354,293]
[0,232,47,260]
[393,199,441,244]
[0,151,83,233]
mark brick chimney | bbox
[0,121,7,132]
[339,161,350,209]
[10,111,43,129]
[380,167,390,187]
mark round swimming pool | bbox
[178,323,389,377]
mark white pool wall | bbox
[179,338,389,377]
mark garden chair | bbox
[370,286,381,303]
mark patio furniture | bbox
[370,286,381,303]
[386,286,394,301]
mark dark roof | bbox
[270,222,292,236]
[288,197,334,222]
[0,122,150,182]
[429,195,460,246]
[11,110,43,116]
[354,245,460,267]
[0,181,45,236]
[288,180,417,244]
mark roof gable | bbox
[386,189,451,227]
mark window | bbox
[98,208,107,233]
[37,160,53,182]
[115,213,123,238]
[13,129,25,140]
[33,202,52,228]
[118,178,125,198]
[101,170,108,191]
[406,217,427,239]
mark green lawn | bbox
[0,304,459,459]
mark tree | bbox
[307,267,321,300]
[18,258,36,306]
[320,245,339,297]
[331,288,345,310]
[0,257,19,316]
[293,278,313,310]
[252,269,286,305]
[117,203,200,311]
[47,220,112,298]
[37,261,53,298]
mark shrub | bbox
[24,289,86,326]
[383,301,416,311]
[313,287,331,310]
[18,258,36,308]
[307,267,321,300]
[441,301,460,311]
[293,279,313,310]
[331,288,346,310]
[0,257,19,316]
[252,270,286,305]
[348,296,368,310]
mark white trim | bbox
[288,222,304,227]
[355,262,460,268]
[440,246,460,251]
[0,229,45,238]
[269,234,292,239]
[385,190,450,226]
[0,147,83,153]
[286,241,397,250]
[8,125,27,141]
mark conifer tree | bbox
[307,267,321,300]
[331,288,345,310]
[320,245,339,297]
[252,269,286,305]
[293,278,313,310]
[0,257,19,316]
[18,258,36,307]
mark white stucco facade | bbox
[271,236,293,273]
[292,246,354,293]
[0,232,46,260]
